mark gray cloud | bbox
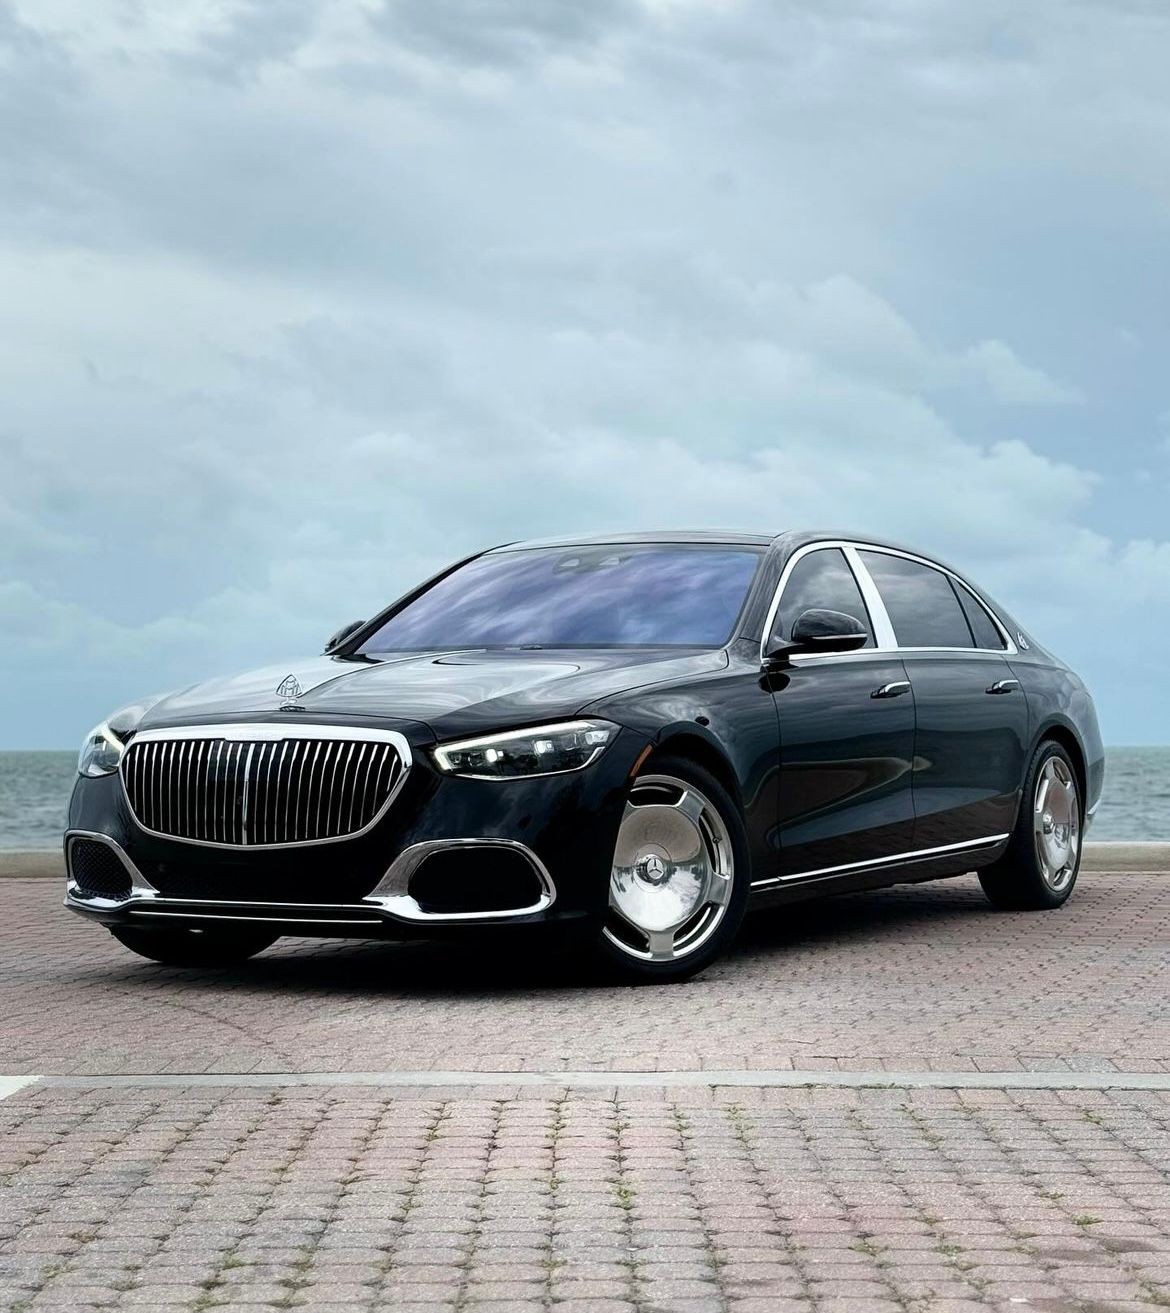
[1,0,1169,745]
[373,0,644,68]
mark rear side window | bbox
[775,548,874,646]
[955,583,1007,650]
[860,551,974,649]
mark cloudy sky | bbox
[2,0,1169,748]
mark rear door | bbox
[766,546,917,881]
[857,550,1029,849]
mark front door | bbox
[766,547,917,880]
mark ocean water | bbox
[1,747,1168,851]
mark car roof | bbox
[486,529,959,562]
[487,530,777,551]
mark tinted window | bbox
[860,551,974,648]
[955,583,1006,650]
[774,548,873,646]
[359,545,763,651]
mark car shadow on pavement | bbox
[99,876,1002,996]
[737,874,999,953]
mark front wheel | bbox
[596,754,750,982]
[978,741,1082,910]
[110,924,280,966]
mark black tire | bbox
[595,753,751,983]
[978,740,1083,911]
[110,924,280,966]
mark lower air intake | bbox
[407,847,548,915]
[69,839,132,901]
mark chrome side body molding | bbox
[750,833,1010,890]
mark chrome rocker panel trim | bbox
[118,723,413,851]
[64,832,557,928]
[751,832,1010,890]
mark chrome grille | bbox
[121,729,408,847]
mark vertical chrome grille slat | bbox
[122,730,405,847]
[346,744,367,834]
[255,741,269,846]
[336,743,357,836]
[183,741,194,839]
[314,742,335,841]
[215,741,227,844]
[176,742,186,839]
[161,742,172,837]
[222,743,234,844]
[304,742,323,842]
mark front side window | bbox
[860,551,974,648]
[359,544,764,651]
[774,548,874,646]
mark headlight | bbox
[77,722,126,778]
[432,719,618,779]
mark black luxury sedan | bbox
[66,531,1103,981]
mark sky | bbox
[2,0,1169,748]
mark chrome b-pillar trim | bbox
[64,830,159,909]
[365,839,557,923]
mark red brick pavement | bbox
[2,872,1168,1311]
[1,873,1166,1077]
[2,1087,1169,1312]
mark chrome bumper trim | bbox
[128,909,385,926]
[365,839,557,923]
[64,833,557,927]
[65,830,159,908]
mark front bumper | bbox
[64,723,646,937]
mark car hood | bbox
[137,648,729,740]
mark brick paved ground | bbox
[2,874,1168,1077]
[3,1087,1169,1312]
[2,871,1168,1311]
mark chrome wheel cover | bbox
[604,773,734,963]
[1033,756,1080,891]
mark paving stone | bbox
[2,875,1169,1310]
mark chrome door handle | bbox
[871,681,911,699]
[986,679,1020,694]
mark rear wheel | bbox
[978,741,1082,910]
[110,924,280,966]
[597,755,750,982]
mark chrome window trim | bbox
[759,540,1018,663]
[118,724,412,850]
[751,832,1010,890]
[841,543,897,647]
[366,838,557,923]
[851,545,1018,655]
[758,540,895,663]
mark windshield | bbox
[359,544,764,652]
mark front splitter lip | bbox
[63,889,587,934]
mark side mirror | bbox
[325,619,365,653]
[763,608,869,664]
